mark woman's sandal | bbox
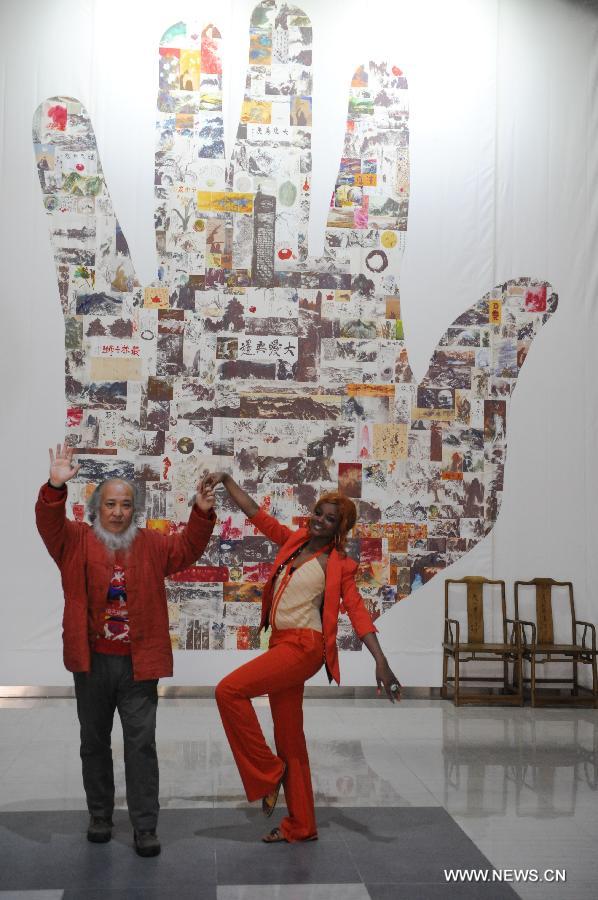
[262,827,287,843]
[262,762,287,818]
[262,827,318,844]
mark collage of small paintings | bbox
[32,1,555,651]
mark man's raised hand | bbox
[194,479,216,514]
[49,443,80,488]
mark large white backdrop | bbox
[1,0,596,686]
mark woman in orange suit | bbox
[203,472,402,844]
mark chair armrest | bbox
[575,620,597,652]
[444,618,460,646]
[505,617,522,647]
[515,619,536,648]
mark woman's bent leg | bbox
[215,639,320,803]
[215,651,284,801]
[269,683,317,841]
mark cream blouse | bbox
[271,556,325,632]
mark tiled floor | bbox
[0,698,596,899]
[0,807,519,899]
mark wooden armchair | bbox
[442,576,522,706]
[514,579,598,707]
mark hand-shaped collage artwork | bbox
[32,1,557,652]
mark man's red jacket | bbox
[35,482,215,680]
[250,508,377,685]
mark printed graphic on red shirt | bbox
[103,564,130,643]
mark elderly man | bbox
[35,442,216,857]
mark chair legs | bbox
[453,655,460,707]
[443,652,525,706]
[530,655,537,707]
[441,651,449,700]
[572,659,579,697]
[444,647,597,708]
[512,654,523,706]
[520,652,598,707]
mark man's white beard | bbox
[93,519,139,552]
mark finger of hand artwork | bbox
[158,3,315,273]
[324,61,409,286]
[157,23,223,157]
[155,22,225,295]
[32,96,139,316]
[227,4,315,264]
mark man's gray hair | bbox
[86,478,143,523]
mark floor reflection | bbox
[157,737,405,807]
[442,708,598,817]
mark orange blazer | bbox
[250,508,377,685]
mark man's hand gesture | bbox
[194,480,216,515]
[49,443,80,489]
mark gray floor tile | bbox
[0,811,217,891]
[217,886,370,900]
[366,883,517,899]
[0,894,64,900]
[516,883,598,900]
[62,891,216,900]
[329,808,513,885]
[215,838,362,885]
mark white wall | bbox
[1,0,596,686]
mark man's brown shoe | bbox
[87,816,113,843]
[134,830,161,857]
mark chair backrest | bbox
[514,579,575,644]
[445,576,507,643]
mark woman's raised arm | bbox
[202,472,259,518]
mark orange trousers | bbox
[215,627,324,842]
